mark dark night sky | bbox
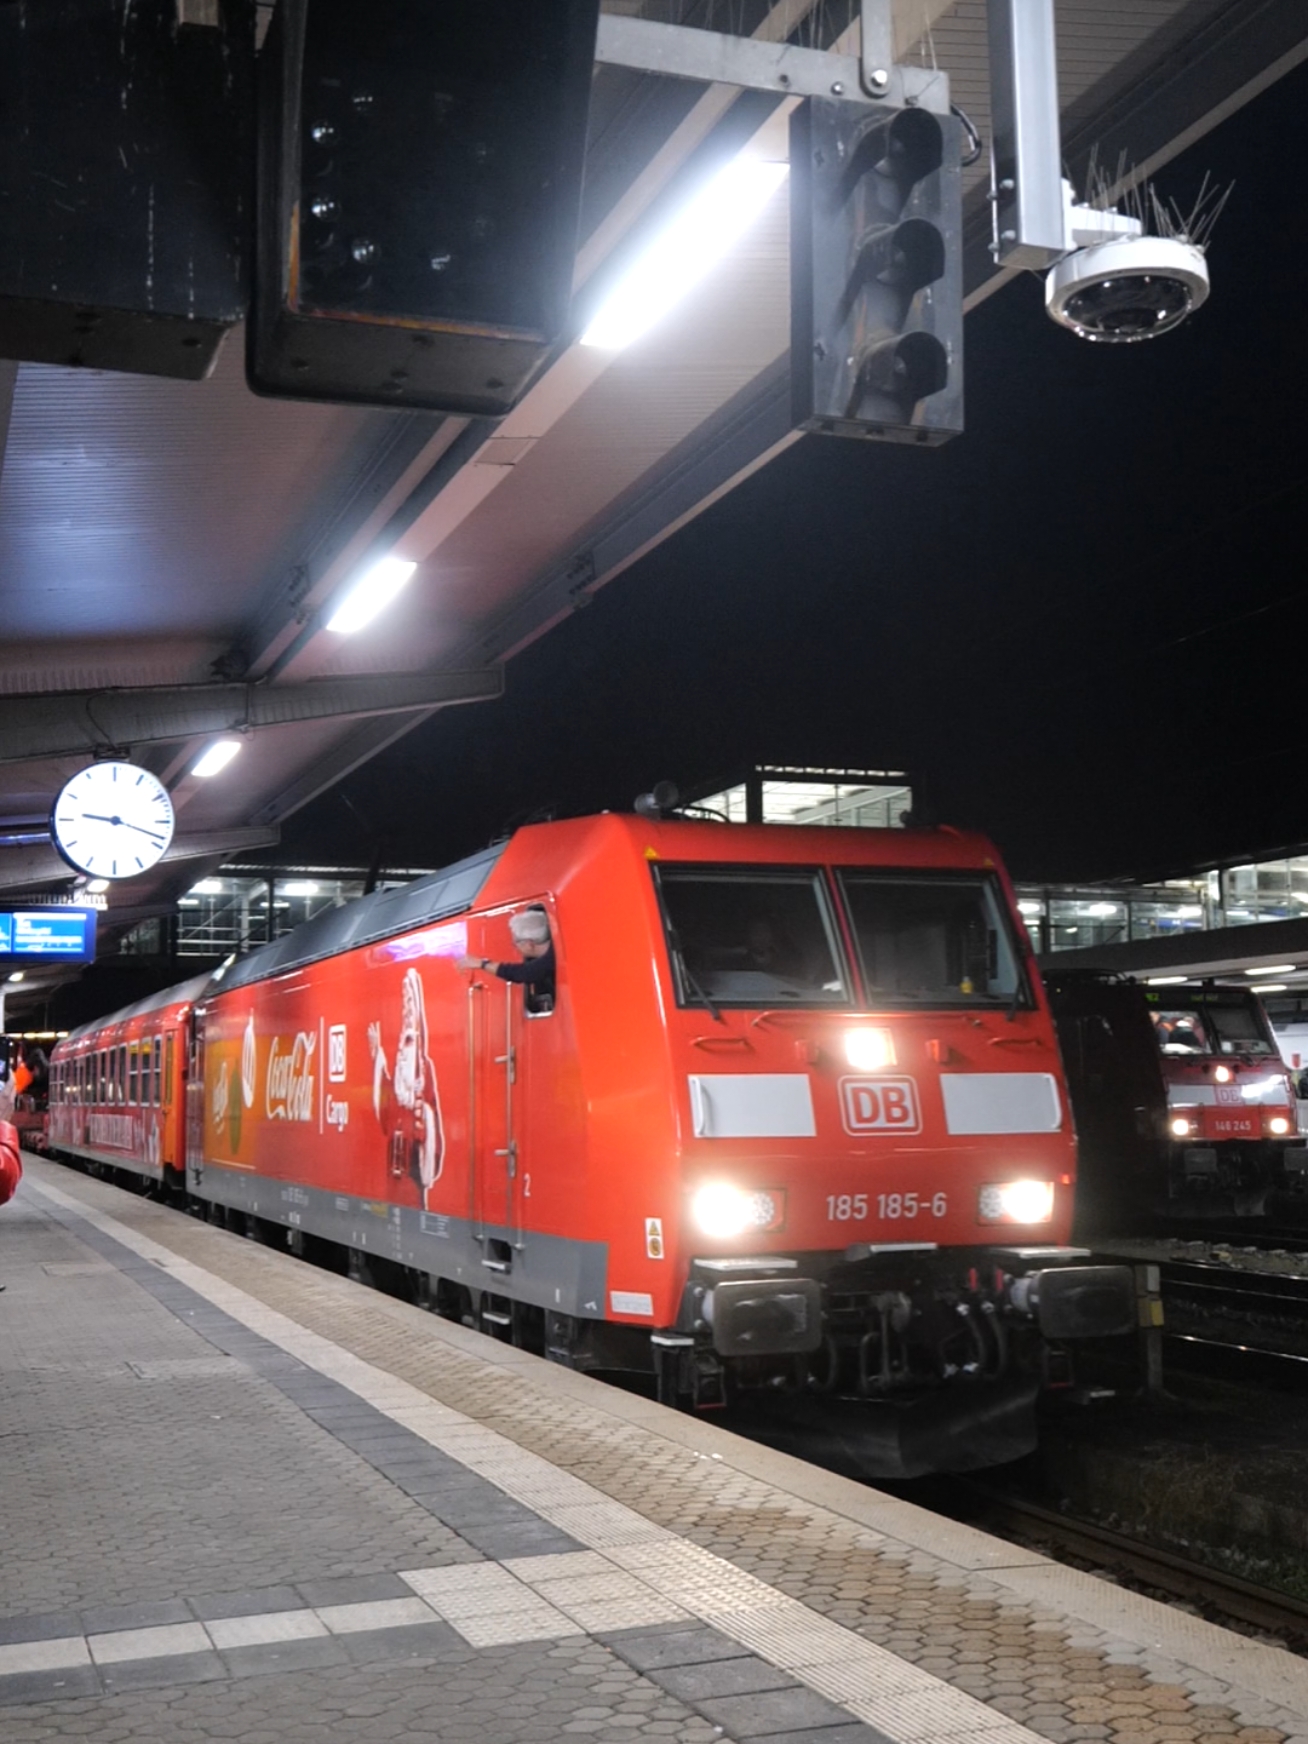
[283,54,1308,888]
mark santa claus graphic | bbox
[368,967,443,1207]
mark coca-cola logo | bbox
[266,1031,317,1123]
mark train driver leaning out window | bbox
[458,906,556,1014]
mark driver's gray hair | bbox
[509,908,550,944]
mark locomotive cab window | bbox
[656,866,849,1007]
[1153,1003,1276,1057]
[837,872,1029,1009]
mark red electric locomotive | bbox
[1046,972,1307,1229]
[49,814,1135,1476]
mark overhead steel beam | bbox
[593,12,948,112]
[0,670,504,765]
[0,826,281,891]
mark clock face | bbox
[51,762,176,880]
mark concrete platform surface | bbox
[1,1156,1305,1744]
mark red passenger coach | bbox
[51,815,1135,1476]
[49,974,209,1181]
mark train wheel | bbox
[544,1311,578,1368]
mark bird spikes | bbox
[1079,146,1233,252]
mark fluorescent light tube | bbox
[192,741,241,778]
[326,556,417,634]
[582,156,789,351]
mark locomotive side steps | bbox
[4,1154,1308,1744]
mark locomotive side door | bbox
[472,978,518,1248]
[185,1010,205,1192]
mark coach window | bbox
[152,1036,162,1104]
[164,1034,174,1104]
[655,866,849,1008]
[128,1046,139,1106]
[117,1044,127,1103]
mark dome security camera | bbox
[1045,233,1210,344]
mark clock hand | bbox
[80,813,167,843]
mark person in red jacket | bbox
[0,1118,21,1208]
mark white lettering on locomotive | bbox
[266,1031,318,1122]
[328,1024,347,1082]
[839,1076,921,1135]
[326,1095,350,1129]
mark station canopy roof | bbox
[1,0,1304,998]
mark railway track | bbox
[955,1484,1308,1648]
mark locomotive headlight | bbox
[979,1179,1055,1224]
[844,1027,896,1071]
[1170,1115,1196,1137]
[691,1184,753,1238]
[1269,1115,1292,1136]
[690,1183,784,1238]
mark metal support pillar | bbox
[986,0,1067,267]
[1135,1263,1165,1396]
[860,0,894,97]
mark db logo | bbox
[328,1025,347,1082]
[840,1076,921,1135]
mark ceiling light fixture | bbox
[581,155,789,352]
[325,555,417,634]
[191,741,241,778]
[1246,965,1295,977]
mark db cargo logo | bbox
[840,1076,921,1135]
[328,1025,347,1082]
[266,1031,317,1123]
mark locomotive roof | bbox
[210,841,506,996]
[64,814,1008,1034]
[63,970,217,1044]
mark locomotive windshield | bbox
[837,872,1029,1009]
[656,866,849,1007]
[1152,1002,1276,1057]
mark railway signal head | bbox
[790,97,964,444]
[249,0,601,415]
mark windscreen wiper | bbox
[668,929,724,1024]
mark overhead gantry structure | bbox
[0,0,1303,989]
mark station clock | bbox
[50,762,176,880]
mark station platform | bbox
[3,1158,1307,1744]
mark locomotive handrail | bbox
[690,1034,753,1050]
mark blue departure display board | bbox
[0,909,97,963]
